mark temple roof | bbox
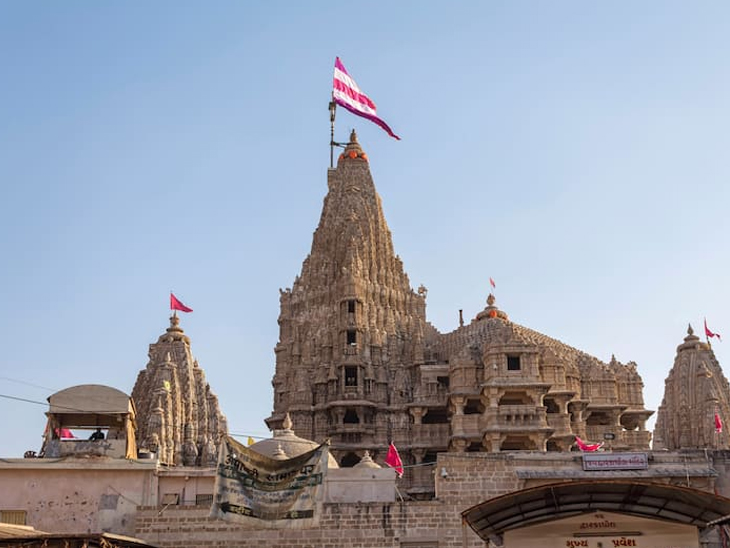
[249,414,339,468]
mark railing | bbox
[412,423,450,442]
[328,423,375,435]
[493,406,547,429]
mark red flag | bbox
[170,293,193,313]
[55,428,75,439]
[385,442,403,477]
[705,318,722,342]
[575,436,603,452]
[489,277,496,289]
[716,412,723,434]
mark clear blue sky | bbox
[1,2,728,457]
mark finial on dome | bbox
[476,293,508,322]
[688,324,694,336]
[338,129,368,163]
[283,413,293,431]
[354,450,381,469]
[272,442,289,460]
[170,315,180,328]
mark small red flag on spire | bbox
[715,412,723,434]
[705,318,722,342]
[170,293,193,313]
[489,277,496,289]
[385,442,403,477]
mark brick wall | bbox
[135,502,486,548]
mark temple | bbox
[131,314,228,466]
[653,325,730,450]
[266,131,653,492]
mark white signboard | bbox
[582,453,649,471]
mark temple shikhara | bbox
[131,314,228,467]
[653,324,730,450]
[266,131,654,486]
[4,131,730,548]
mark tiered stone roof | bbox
[653,325,730,450]
[131,315,227,466]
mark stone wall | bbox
[135,502,484,548]
[0,458,157,537]
[132,450,724,547]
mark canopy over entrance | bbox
[462,480,730,545]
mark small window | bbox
[161,493,180,506]
[436,376,450,389]
[347,330,357,345]
[347,300,356,313]
[0,510,26,525]
[507,355,521,371]
[345,366,358,387]
[422,409,449,424]
[196,494,214,506]
[343,408,360,423]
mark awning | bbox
[462,480,730,543]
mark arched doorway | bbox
[462,480,730,547]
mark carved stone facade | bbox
[131,315,228,466]
[266,132,653,491]
[653,325,730,450]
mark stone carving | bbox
[132,315,228,466]
[653,325,730,450]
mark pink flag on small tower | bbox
[333,57,400,140]
[170,292,193,313]
[385,442,404,477]
[489,277,496,289]
[705,318,722,342]
[716,412,723,434]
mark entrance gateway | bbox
[462,481,730,547]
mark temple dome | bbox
[249,414,339,468]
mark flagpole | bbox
[329,99,336,169]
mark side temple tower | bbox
[653,325,730,450]
[132,315,228,466]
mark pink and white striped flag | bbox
[333,57,400,140]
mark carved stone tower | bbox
[132,315,228,466]
[266,131,429,467]
[653,325,730,450]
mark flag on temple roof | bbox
[705,318,721,342]
[247,437,255,446]
[716,412,723,434]
[333,57,400,140]
[385,442,403,477]
[170,292,193,313]
[489,277,496,289]
[575,436,603,452]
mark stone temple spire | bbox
[653,324,730,450]
[132,315,228,466]
[268,132,429,463]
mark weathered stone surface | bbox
[266,132,653,494]
[132,315,228,466]
[653,325,730,450]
